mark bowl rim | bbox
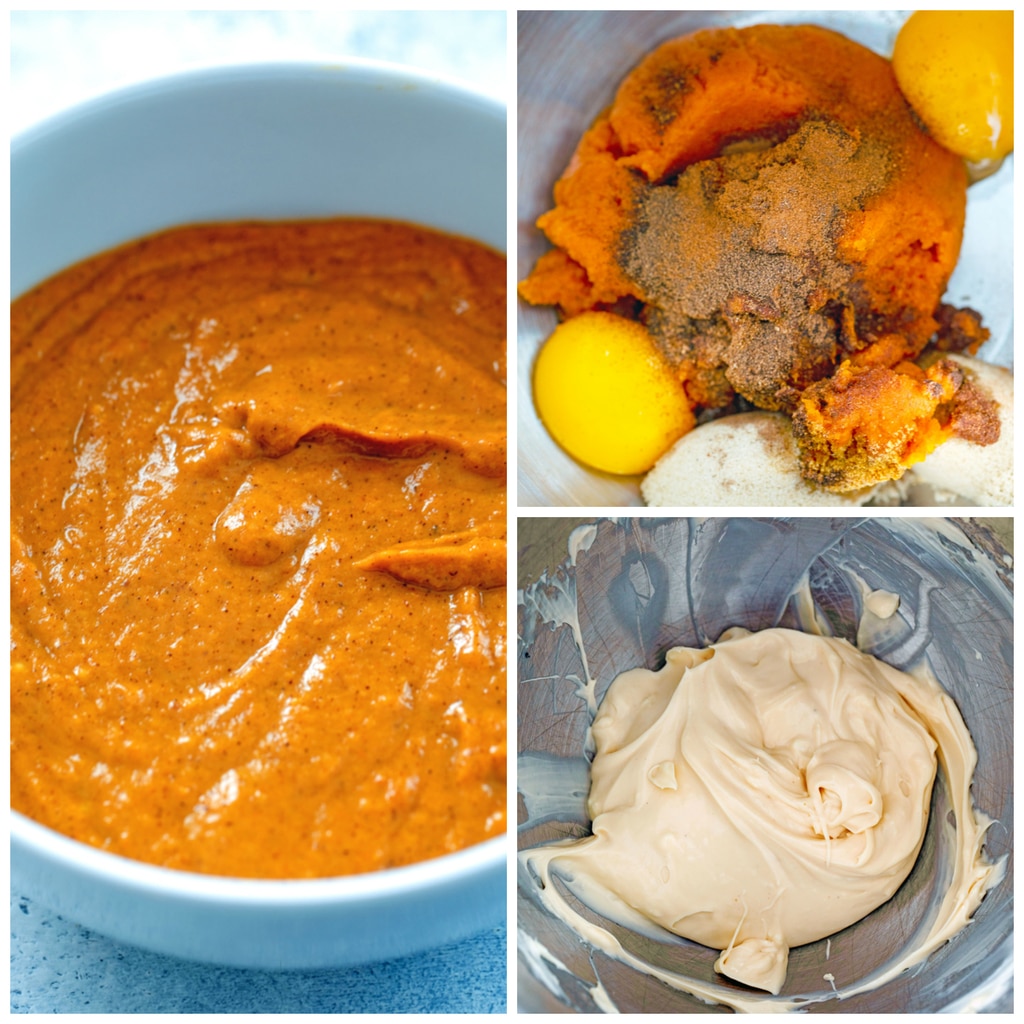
[10,56,508,908]
[11,55,506,153]
[12,809,506,903]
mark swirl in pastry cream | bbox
[523,625,1004,1004]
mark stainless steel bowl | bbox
[517,517,1012,1011]
[517,11,1014,507]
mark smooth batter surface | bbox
[11,219,507,879]
[523,626,1004,1007]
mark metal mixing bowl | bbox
[517,517,1012,1011]
[517,11,1014,507]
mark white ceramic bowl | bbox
[11,60,506,970]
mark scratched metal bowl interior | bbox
[517,518,1013,1012]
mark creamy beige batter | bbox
[523,626,1004,1008]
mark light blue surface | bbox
[12,894,506,1013]
[10,10,508,1014]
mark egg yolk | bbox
[892,10,1013,166]
[532,311,695,475]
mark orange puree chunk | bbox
[793,360,961,491]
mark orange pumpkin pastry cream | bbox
[520,23,998,490]
[11,219,507,879]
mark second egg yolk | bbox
[892,10,1013,166]
[533,311,695,476]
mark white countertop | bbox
[11,10,506,135]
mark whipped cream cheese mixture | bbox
[519,520,1007,1013]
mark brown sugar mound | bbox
[521,23,979,490]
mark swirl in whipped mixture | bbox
[522,625,1005,1011]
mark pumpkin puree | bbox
[520,24,995,492]
[11,219,507,879]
